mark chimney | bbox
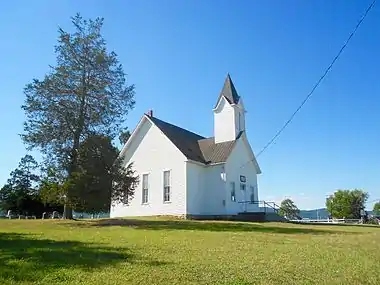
[147,109,153,117]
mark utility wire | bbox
[255,0,376,158]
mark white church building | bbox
[110,74,262,219]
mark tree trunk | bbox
[63,94,86,220]
[63,204,73,219]
[62,191,73,219]
[62,74,87,221]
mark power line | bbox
[255,0,376,158]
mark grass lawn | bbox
[0,218,379,285]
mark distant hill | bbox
[300,208,374,219]
[300,208,329,219]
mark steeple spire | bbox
[213,74,245,143]
[214,73,240,108]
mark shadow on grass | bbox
[69,218,358,235]
[0,232,167,283]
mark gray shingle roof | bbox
[198,137,236,164]
[149,116,238,164]
[214,74,240,108]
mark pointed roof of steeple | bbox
[214,73,240,108]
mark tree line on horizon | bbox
[279,190,380,221]
[0,14,138,219]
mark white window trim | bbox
[231,182,236,202]
[141,172,150,205]
[250,185,255,203]
[238,112,241,131]
[163,169,171,203]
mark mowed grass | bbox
[0,218,379,285]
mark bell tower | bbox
[213,74,245,143]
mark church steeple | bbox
[213,74,246,143]
[214,73,240,108]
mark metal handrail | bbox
[237,200,304,220]
[238,200,280,213]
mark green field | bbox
[0,218,379,285]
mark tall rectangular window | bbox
[250,185,255,203]
[231,182,236,202]
[142,174,149,204]
[238,112,241,131]
[163,170,171,202]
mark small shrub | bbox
[366,217,380,225]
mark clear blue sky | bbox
[0,0,379,210]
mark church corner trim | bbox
[118,115,149,160]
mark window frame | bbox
[250,185,255,203]
[142,173,149,204]
[231,182,236,202]
[163,170,171,203]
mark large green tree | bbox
[21,14,136,218]
[0,155,57,217]
[39,135,139,215]
[38,166,68,210]
[0,155,39,214]
[118,129,131,146]
[326,189,369,219]
[373,202,380,216]
[69,135,138,214]
[278,198,300,219]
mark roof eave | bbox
[241,135,262,174]
[207,161,226,166]
[187,159,227,166]
[118,115,148,159]
[186,159,207,166]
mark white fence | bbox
[289,218,361,224]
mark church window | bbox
[250,185,255,203]
[142,174,149,204]
[163,170,171,202]
[231,182,236,202]
[238,112,241,131]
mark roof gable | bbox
[118,115,148,160]
[239,133,262,174]
[213,95,231,113]
[119,115,190,164]
[147,116,238,165]
[119,114,259,170]
[148,116,207,163]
